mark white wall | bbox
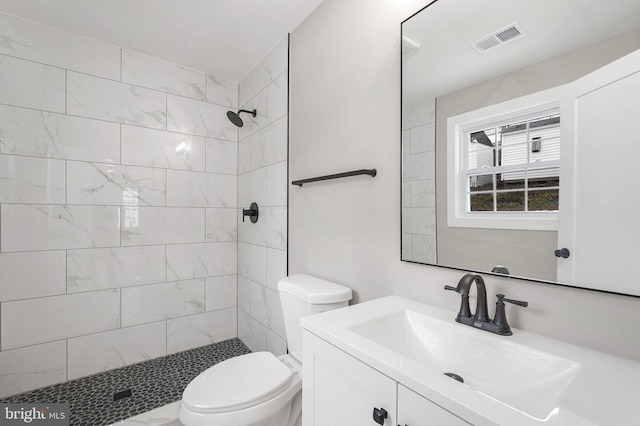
[236,37,289,355]
[289,0,640,361]
[0,13,239,398]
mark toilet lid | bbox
[182,352,294,413]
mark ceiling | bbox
[0,0,324,82]
[403,0,640,105]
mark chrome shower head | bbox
[226,109,257,128]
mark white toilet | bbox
[178,274,352,426]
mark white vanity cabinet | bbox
[303,331,470,426]
[397,384,470,426]
[303,330,396,425]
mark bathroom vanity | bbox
[301,296,640,425]
[303,329,469,426]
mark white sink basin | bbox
[348,309,581,419]
[302,295,640,425]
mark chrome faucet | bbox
[445,273,528,336]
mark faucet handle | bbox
[500,295,528,307]
[493,294,527,336]
[444,284,472,320]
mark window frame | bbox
[446,88,562,231]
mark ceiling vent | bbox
[471,22,528,53]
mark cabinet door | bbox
[397,385,470,426]
[303,331,397,426]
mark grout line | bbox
[65,249,68,295]
[0,51,237,103]
[286,33,290,279]
[119,123,122,166]
[0,201,238,210]
[62,280,177,299]
[203,273,207,312]
[64,69,68,114]
[118,288,122,329]
[0,100,238,145]
[118,206,122,248]
[0,239,238,253]
[66,338,69,381]
[64,159,68,205]
[204,73,208,103]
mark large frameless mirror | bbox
[401,0,640,296]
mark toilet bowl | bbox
[179,352,302,426]
[178,274,352,426]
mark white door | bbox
[557,48,640,294]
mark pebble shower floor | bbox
[0,338,251,426]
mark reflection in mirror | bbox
[401,0,640,296]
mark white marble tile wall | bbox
[0,341,67,398]
[66,162,166,206]
[121,280,205,327]
[0,104,121,162]
[67,71,167,129]
[120,125,206,171]
[167,95,236,140]
[0,54,65,113]
[0,13,121,79]
[121,50,206,100]
[402,99,437,264]
[67,246,166,292]
[166,308,237,354]
[0,12,241,398]
[0,251,66,301]
[166,243,237,281]
[120,207,205,246]
[1,290,120,350]
[67,322,167,380]
[236,37,289,356]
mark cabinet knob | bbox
[554,248,570,258]
[372,407,388,425]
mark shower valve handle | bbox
[242,202,259,223]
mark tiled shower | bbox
[0,12,288,400]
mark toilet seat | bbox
[181,352,294,414]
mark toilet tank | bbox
[278,274,352,362]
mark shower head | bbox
[226,109,257,128]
